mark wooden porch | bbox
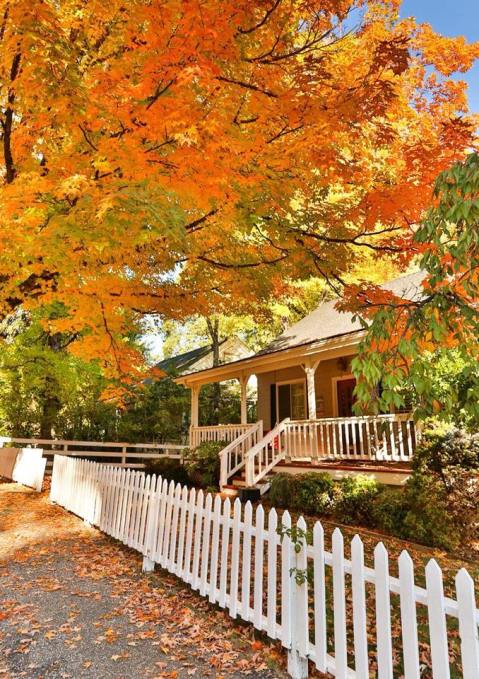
[190,413,418,491]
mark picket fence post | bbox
[142,473,159,573]
[287,516,309,679]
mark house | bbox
[155,336,252,376]
[175,272,423,494]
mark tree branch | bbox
[237,0,282,35]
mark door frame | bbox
[332,374,356,418]
[276,378,307,422]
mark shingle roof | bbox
[155,343,218,376]
[256,271,424,356]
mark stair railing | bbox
[244,418,290,487]
[219,421,263,489]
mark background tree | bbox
[0,308,117,439]
[349,152,479,425]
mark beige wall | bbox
[256,355,354,429]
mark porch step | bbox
[221,485,240,498]
[225,477,271,499]
[230,476,272,496]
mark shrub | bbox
[445,470,479,547]
[333,475,379,526]
[413,421,479,488]
[266,456,477,552]
[371,486,409,535]
[269,472,337,514]
[400,472,457,550]
[409,420,479,548]
[294,472,336,515]
[183,440,224,490]
[269,472,335,514]
[143,457,190,486]
[269,473,297,509]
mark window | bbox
[276,381,306,422]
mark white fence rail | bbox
[0,436,186,471]
[189,423,256,448]
[283,413,417,463]
[245,418,289,487]
[51,455,478,678]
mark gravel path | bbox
[0,481,287,679]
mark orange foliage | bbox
[0,0,477,378]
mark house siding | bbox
[256,356,354,429]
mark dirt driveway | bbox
[0,481,287,679]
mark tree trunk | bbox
[39,375,61,439]
[38,332,62,439]
[206,317,221,425]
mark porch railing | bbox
[189,423,257,448]
[244,414,417,488]
[219,421,263,488]
[283,413,417,463]
[245,418,290,488]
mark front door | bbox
[337,378,356,417]
[336,377,359,456]
[276,381,308,459]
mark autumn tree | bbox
[0,0,477,381]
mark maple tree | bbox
[0,0,478,380]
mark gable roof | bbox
[175,271,425,385]
[255,270,424,356]
[155,336,253,377]
[155,343,220,376]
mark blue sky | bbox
[400,0,479,111]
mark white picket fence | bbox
[50,455,479,679]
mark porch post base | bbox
[287,650,308,679]
[142,556,155,573]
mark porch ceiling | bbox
[175,331,364,387]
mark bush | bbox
[445,469,479,547]
[371,486,409,536]
[265,434,479,552]
[269,473,297,509]
[413,421,479,488]
[144,457,190,486]
[294,472,336,515]
[333,475,379,526]
[183,440,224,490]
[269,472,336,514]
[401,472,457,550]
[408,420,479,548]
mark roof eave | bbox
[175,330,365,387]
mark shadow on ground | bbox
[0,482,287,679]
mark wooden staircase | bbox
[222,470,272,500]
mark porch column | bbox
[239,374,249,424]
[190,384,200,428]
[303,360,320,420]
